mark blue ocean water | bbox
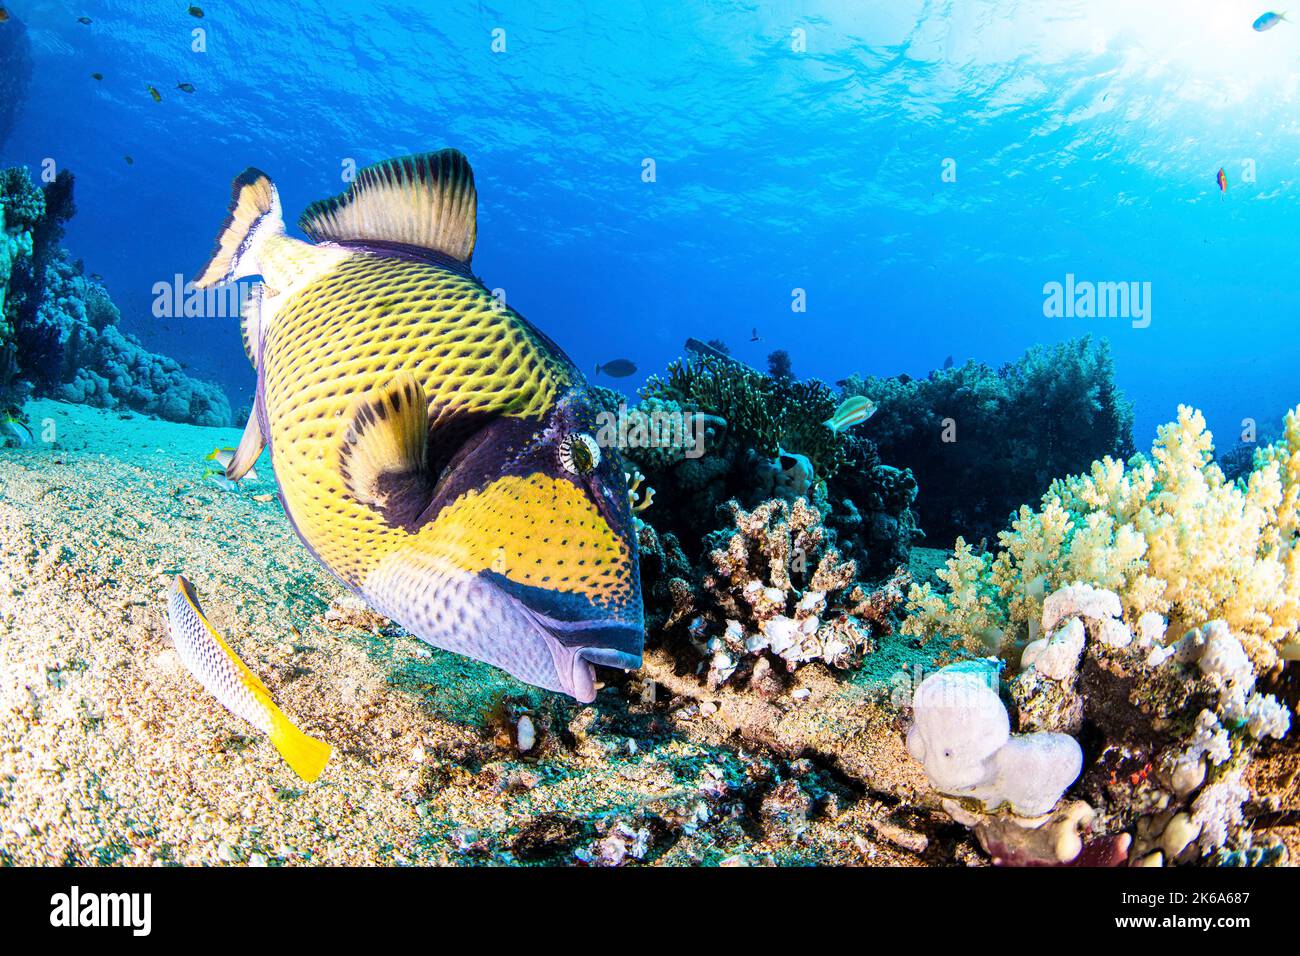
[4,0,1297,446]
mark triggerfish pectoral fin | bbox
[338,372,434,528]
[165,575,331,782]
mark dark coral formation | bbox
[840,336,1134,546]
[1,166,231,426]
[606,349,920,695]
[626,352,921,582]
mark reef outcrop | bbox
[1,165,231,428]
[897,406,1299,865]
[840,337,1135,546]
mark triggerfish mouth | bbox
[192,149,644,704]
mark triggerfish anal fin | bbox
[165,575,331,782]
[339,372,435,530]
[226,405,266,482]
[297,149,478,264]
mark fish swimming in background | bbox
[1217,167,1227,194]
[943,354,954,369]
[684,337,753,370]
[750,327,760,342]
[91,72,103,81]
[166,575,331,781]
[823,395,878,433]
[191,149,644,702]
[0,8,10,24]
[2,415,34,447]
[148,85,162,102]
[177,82,196,94]
[1253,11,1288,30]
[188,4,205,16]
[124,156,134,165]
[205,446,258,483]
[595,358,637,378]
[77,16,91,25]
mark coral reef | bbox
[907,563,1293,865]
[897,401,1300,864]
[627,352,921,582]
[841,336,1135,545]
[659,497,906,690]
[905,404,1300,670]
[0,166,231,426]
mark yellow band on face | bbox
[418,472,633,608]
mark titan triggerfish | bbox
[192,149,644,703]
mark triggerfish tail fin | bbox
[165,575,332,782]
[267,708,332,783]
[298,149,477,264]
[195,168,284,289]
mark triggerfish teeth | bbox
[165,575,332,782]
[190,148,645,703]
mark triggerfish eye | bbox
[558,432,601,476]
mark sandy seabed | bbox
[0,399,1294,867]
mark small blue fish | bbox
[1253,11,1288,30]
[823,395,878,433]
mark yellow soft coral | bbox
[907,404,1300,668]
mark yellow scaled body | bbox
[189,150,644,707]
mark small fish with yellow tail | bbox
[823,395,877,433]
[190,149,643,704]
[166,575,331,781]
[204,445,258,482]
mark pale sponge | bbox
[908,661,1083,816]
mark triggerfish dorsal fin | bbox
[339,372,435,529]
[298,150,478,264]
[195,168,284,289]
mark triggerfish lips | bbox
[494,555,645,702]
[527,608,644,703]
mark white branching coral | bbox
[904,405,1300,669]
[694,497,894,686]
